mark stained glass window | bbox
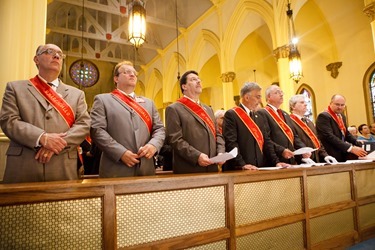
[69,59,99,87]
[299,88,313,121]
[369,72,375,121]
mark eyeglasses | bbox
[37,48,66,59]
[120,69,138,76]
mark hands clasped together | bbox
[121,144,157,167]
[35,132,67,164]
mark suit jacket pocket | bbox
[6,146,23,156]
[68,149,78,159]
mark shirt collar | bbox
[184,95,200,105]
[37,75,59,88]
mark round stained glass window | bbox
[69,59,99,87]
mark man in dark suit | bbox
[0,44,90,183]
[257,85,310,165]
[316,94,367,162]
[289,94,337,163]
[222,82,289,170]
[165,70,225,174]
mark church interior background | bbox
[1,0,375,131]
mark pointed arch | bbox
[363,62,375,124]
[223,0,275,70]
[189,29,220,70]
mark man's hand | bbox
[302,152,312,158]
[242,164,258,170]
[137,144,157,159]
[301,158,316,164]
[282,149,294,159]
[276,162,291,168]
[41,132,68,154]
[121,150,140,167]
[197,153,212,167]
[350,146,367,157]
[35,147,54,163]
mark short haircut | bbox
[289,94,305,112]
[240,82,261,98]
[179,70,198,93]
[330,94,346,102]
[265,85,278,101]
[214,109,225,119]
[113,60,134,77]
[358,124,367,134]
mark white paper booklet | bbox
[210,147,238,163]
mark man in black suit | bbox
[316,94,367,162]
[257,85,311,165]
[289,94,337,163]
[222,82,289,170]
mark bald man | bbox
[315,94,367,162]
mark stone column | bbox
[273,45,294,110]
[220,71,236,110]
[0,0,47,181]
[364,1,375,53]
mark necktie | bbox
[277,109,285,121]
[301,117,307,124]
[249,110,255,119]
[48,82,56,91]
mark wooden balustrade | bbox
[0,162,374,249]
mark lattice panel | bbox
[310,209,354,245]
[359,203,375,229]
[234,178,302,225]
[356,169,375,198]
[186,240,227,250]
[307,172,351,209]
[0,198,102,250]
[116,186,226,248]
[237,222,304,250]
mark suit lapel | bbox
[27,82,49,110]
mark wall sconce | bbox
[128,0,146,49]
[287,1,303,83]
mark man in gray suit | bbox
[90,61,165,178]
[0,44,90,183]
[289,94,337,164]
[165,70,225,174]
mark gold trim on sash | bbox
[265,106,294,145]
[290,114,321,149]
[233,107,264,152]
[111,89,152,134]
[177,97,216,139]
[29,76,75,128]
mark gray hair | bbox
[265,85,279,101]
[240,82,261,98]
[289,94,305,112]
[214,109,226,119]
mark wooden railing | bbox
[0,162,375,249]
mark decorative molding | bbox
[273,45,290,60]
[364,2,375,21]
[220,71,236,82]
[326,62,342,79]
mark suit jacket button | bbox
[46,116,50,120]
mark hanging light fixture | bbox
[286,1,303,83]
[128,0,146,49]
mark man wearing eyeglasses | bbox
[165,70,225,174]
[316,94,367,162]
[90,61,165,177]
[0,44,90,183]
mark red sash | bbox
[327,106,346,136]
[290,114,321,148]
[30,76,75,128]
[265,106,294,145]
[111,89,152,134]
[233,107,264,152]
[177,97,216,139]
